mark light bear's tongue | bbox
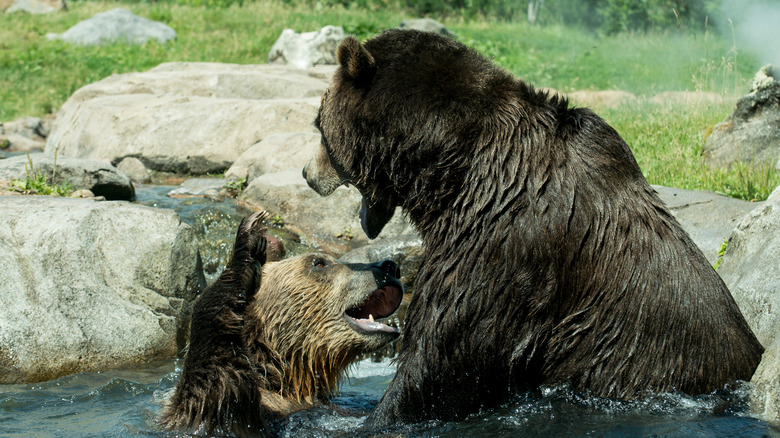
[346,285,403,333]
[353,314,399,334]
[360,196,395,239]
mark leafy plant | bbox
[10,153,73,196]
[713,239,728,270]
[223,177,246,197]
[334,227,354,241]
[271,214,285,227]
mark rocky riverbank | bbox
[1,58,778,422]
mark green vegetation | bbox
[1,0,778,200]
[10,153,73,196]
[223,177,247,197]
[713,238,728,270]
[271,214,285,227]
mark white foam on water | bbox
[346,357,397,379]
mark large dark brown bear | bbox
[160,211,403,436]
[302,29,764,428]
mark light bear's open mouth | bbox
[345,285,403,335]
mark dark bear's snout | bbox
[372,259,401,279]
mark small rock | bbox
[116,157,152,184]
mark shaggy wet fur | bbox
[305,29,764,428]
[159,211,402,436]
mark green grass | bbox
[9,153,73,196]
[600,100,780,201]
[1,0,778,200]
[0,1,403,119]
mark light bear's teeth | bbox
[369,314,374,322]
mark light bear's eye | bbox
[312,257,328,268]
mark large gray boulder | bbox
[703,65,780,168]
[717,185,780,422]
[0,196,205,383]
[0,153,135,200]
[46,8,176,45]
[267,26,345,70]
[45,63,331,175]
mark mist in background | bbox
[717,0,780,67]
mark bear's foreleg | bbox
[160,210,269,437]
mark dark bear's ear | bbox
[337,36,376,86]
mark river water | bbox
[1,185,778,437]
[2,357,778,437]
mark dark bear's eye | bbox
[312,257,328,268]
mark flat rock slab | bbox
[45,63,331,175]
[0,196,204,383]
[653,185,759,265]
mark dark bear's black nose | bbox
[372,259,400,279]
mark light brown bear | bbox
[160,210,403,436]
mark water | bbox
[1,357,778,437]
[2,185,779,437]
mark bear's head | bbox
[304,29,496,238]
[244,254,403,403]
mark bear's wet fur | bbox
[160,211,403,436]
[303,29,764,428]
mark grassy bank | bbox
[1,0,778,199]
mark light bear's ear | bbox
[337,36,376,86]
